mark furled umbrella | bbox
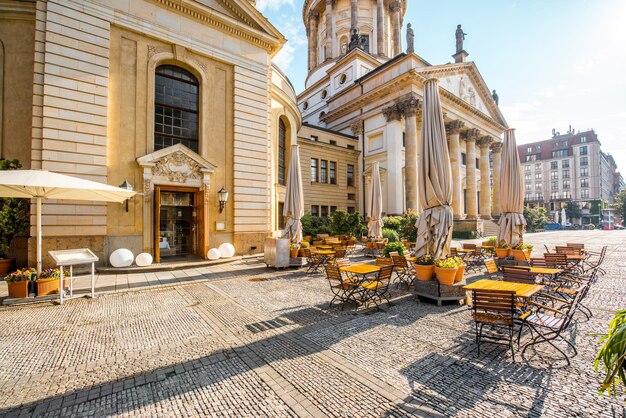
[0,170,136,272]
[367,161,384,238]
[561,207,567,226]
[414,78,454,259]
[497,129,527,247]
[554,210,559,224]
[282,145,304,243]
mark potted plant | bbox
[37,268,60,296]
[434,257,459,286]
[4,268,35,298]
[414,255,435,281]
[512,242,532,261]
[594,309,626,396]
[289,243,300,259]
[0,242,13,276]
[382,242,405,258]
[298,241,310,257]
[452,256,466,282]
[495,244,511,259]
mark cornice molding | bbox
[0,0,35,20]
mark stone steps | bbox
[483,219,500,237]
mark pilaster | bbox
[398,96,420,211]
[462,128,479,219]
[324,0,333,60]
[446,120,465,219]
[477,135,493,219]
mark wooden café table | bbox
[316,245,333,250]
[340,263,380,278]
[463,279,544,299]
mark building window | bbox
[525,193,532,201]
[524,165,531,172]
[311,135,318,141]
[535,172,542,180]
[563,140,568,147]
[551,181,558,190]
[536,193,542,200]
[562,159,569,168]
[527,147,532,153]
[330,205,337,214]
[278,202,285,229]
[347,193,356,200]
[580,156,588,166]
[278,119,286,185]
[551,191,558,200]
[347,206,355,214]
[563,190,571,199]
[581,189,589,199]
[347,144,355,150]
[581,178,589,188]
[562,169,570,179]
[551,161,558,169]
[321,89,328,99]
[525,173,532,181]
[302,101,309,110]
[525,183,532,191]
[321,206,328,217]
[329,140,337,146]
[311,158,318,182]
[329,161,336,184]
[535,163,542,171]
[552,150,568,158]
[319,111,326,119]
[563,180,570,189]
[311,205,319,216]
[476,159,479,169]
[581,167,588,177]
[526,155,537,162]
[461,153,466,165]
[339,73,347,84]
[580,135,587,143]
[347,164,355,186]
[320,160,328,183]
[536,182,542,189]
[154,65,199,152]
[551,171,558,180]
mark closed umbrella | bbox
[554,210,559,224]
[561,207,567,226]
[282,145,304,243]
[0,170,136,272]
[367,161,384,238]
[497,129,527,247]
[414,78,454,259]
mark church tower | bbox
[303,0,407,82]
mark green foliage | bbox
[590,200,602,216]
[300,213,331,238]
[398,210,418,241]
[452,230,477,239]
[0,160,29,258]
[302,210,365,239]
[565,200,582,220]
[485,236,497,247]
[330,210,351,236]
[382,228,399,242]
[435,257,461,269]
[346,211,366,237]
[594,310,626,396]
[382,216,402,231]
[414,255,434,265]
[3,267,36,282]
[612,189,626,224]
[382,242,404,258]
[524,205,548,233]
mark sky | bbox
[257,0,626,172]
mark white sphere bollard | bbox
[135,252,153,267]
[218,243,235,258]
[207,248,221,260]
[110,248,134,267]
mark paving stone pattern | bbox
[0,231,625,417]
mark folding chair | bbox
[471,288,517,361]
[391,254,414,288]
[359,265,394,310]
[306,252,325,274]
[324,264,358,310]
[483,258,502,280]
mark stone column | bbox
[462,128,479,219]
[325,0,333,60]
[490,142,503,217]
[308,12,319,71]
[477,136,493,219]
[382,103,404,215]
[350,0,358,31]
[399,96,420,211]
[390,1,402,56]
[446,120,465,219]
[376,0,384,55]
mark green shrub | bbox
[382,242,405,258]
[0,160,29,258]
[382,228,399,242]
[399,210,418,241]
[452,230,477,239]
[594,309,626,396]
[382,216,402,231]
[300,213,331,238]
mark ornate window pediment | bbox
[137,143,216,186]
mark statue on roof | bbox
[492,90,499,105]
[348,28,365,51]
[455,24,467,53]
[406,23,414,54]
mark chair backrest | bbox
[555,245,580,254]
[450,247,459,256]
[484,258,499,275]
[334,248,347,258]
[334,258,351,268]
[566,243,584,249]
[463,243,476,250]
[502,266,536,284]
[324,263,342,283]
[544,253,568,268]
[303,248,312,258]
[376,257,393,266]
[529,257,548,267]
[313,240,324,246]
[561,284,589,330]
[389,251,399,257]
[377,265,394,282]
[391,254,409,268]
[471,289,515,323]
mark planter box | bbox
[36,278,59,296]
[414,279,467,306]
[7,280,29,298]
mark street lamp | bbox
[218,187,229,213]
[119,179,133,212]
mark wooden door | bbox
[195,189,207,258]
[154,186,161,263]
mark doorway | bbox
[154,186,205,263]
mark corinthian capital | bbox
[397,96,420,117]
[389,0,402,13]
[382,103,402,122]
[477,135,494,148]
[461,128,480,142]
[350,120,363,135]
[490,142,503,153]
[445,120,465,135]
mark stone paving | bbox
[0,231,625,417]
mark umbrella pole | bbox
[37,197,42,274]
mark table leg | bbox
[59,266,64,305]
[91,262,95,299]
[70,265,73,298]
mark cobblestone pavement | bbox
[0,231,625,417]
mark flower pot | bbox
[495,248,511,258]
[7,280,29,298]
[289,248,299,258]
[298,248,307,257]
[512,249,529,261]
[36,278,59,296]
[434,266,458,286]
[454,264,466,283]
[0,258,14,276]
[414,264,435,281]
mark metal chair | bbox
[324,264,358,310]
[391,254,414,288]
[471,288,517,361]
[483,258,502,280]
[502,266,537,284]
[359,265,394,310]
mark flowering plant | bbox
[38,268,60,279]
[3,268,36,282]
[299,241,310,248]
[435,258,460,269]
[414,255,435,265]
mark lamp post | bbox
[118,179,133,212]
[218,187,229,213]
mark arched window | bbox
[278,118,286,185]
[154,65,199,152]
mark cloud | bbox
[256,0,294,12]
[272,18,307,71]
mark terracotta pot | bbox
[289,248,299,258]
[512,249,530,261]
[414,264,435,281]
[7,280,29,298]
[455,264,466,282]
[298,248,307,257]
[36,278,59,296]
[0,258,14,276]
[495,248,511,258]
[434,266,458,286]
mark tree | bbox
[0,160,30,258]
[565,200,582,222]
[523,205,548,233]
[612,189,626,224]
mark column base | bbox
[465,215,478,220]
[480,215,492,220]
[453,214,464,221]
